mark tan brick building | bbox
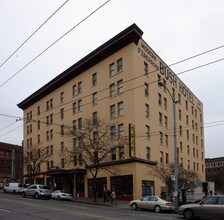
[18,24,205,200]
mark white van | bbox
[3,183,27,194]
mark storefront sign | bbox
[129,123,135,157]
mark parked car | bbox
[3,182,28,194]
[129,195,175,213]
[51,190,71,200]
[22,184,51,199]
[178,195,224,220]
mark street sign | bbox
[171,175,176,181]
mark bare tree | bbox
[23,143,49,184]
[149,163,200,196]
[63,117,127,201]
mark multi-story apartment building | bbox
[18,24,205,200]
[0,142,23,183]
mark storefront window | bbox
[110,175,133,198]
[88,177,107,198]
[142,180,154,197]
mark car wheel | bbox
[57,196,60,200]
[34,193,39,199]
[154,205,161,213]
[183,209,194,220]
[131,203,138,210]
[22,192,26,198]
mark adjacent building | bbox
[205,157,224,193]
[18,24,205,200]
[0,142,23,183]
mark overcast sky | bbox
[1,0,224,158]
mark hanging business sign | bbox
[129,123,135,157]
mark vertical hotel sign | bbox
[129,123,135,157]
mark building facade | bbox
[18,24,205,200]
[0,142,23,184]
[205,157,224,193]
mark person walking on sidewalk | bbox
[111,190,117,206]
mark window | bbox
[92,92,97,105]
[92,73,97,86]
[78,81,82,94]
[93,112,98,124]
[117,58,123,72]
[119,146,124,159]
[50,160,53,168]
[159,132,163,145]
[187,130,189,140]
[46,116,49,126]
[37,120,40,130]
[178,93,181,104]
[60,108,64,119]
[117,80,123,94]
[158,93,162,106]
[78,100,82,111]
[61,159,65,168]
[50,98,53,109]
[145,83,149,96]
[118,101,124,116]
[146,125,150,139]
[179,109,182,120]
[112,148,116,160]
[50,114,53,124]
[73,102,77,114]
[37,135,40,144]
[50,129,53,140]
[159,112,162,125]
[179,125,182,136]
[93,132,98,145]
[110,126,116,140]
[60,92,64,103]
[50,145,53,155]
[160,151,163,164]
[187,145,190,155]
[146,147,150,160]
[186,115,189,125]
[110,83,115,97]
[165,134,168,147]
[118,124,124,138]
[46,131,49,141]
[73,120,77,131]
[61,142,64,152]
[145,104,149,117]
[110,105,115,118]
[61,125,64,136]
[164,97,167,110]
[144,62,148,75]
[164,116,168,128]
[78,118,82,129]
[109,63,115,77]
[37,106,40,115]
[46,101,49,111]
[186,100,188,110]
[165,153,169,164]
[72,84,77,96]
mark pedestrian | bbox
[111,190,117,206]
[103,190,108,202]
[107,190,111,202]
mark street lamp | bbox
[158,81,179,209]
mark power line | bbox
[0,0,110,88]
[1,45,224,136]
[0,0,69,69]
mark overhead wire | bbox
[1,49,224,137]
[0,0,69,69]
[0,0,110,88]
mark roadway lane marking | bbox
[0,208,10,212]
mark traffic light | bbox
[202,182,208,193]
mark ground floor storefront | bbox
[23,158,163,200]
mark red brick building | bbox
[205,157,224,194]
[0,142,23,183]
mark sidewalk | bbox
[71,196,130,209]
